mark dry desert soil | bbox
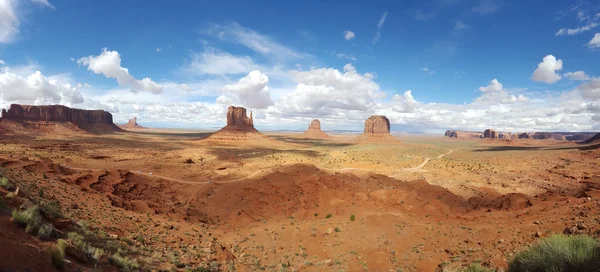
[1,129,600,271]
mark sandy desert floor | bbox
[1,129,600,271]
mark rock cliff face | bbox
[226,106,253,127]
[364,115,390,134]
[0,104,121,134]
[2,104,113,124]
[517,133,531,139]
[483,129,497,138]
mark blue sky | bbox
[1,0,600,132]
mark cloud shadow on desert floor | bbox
[268,135,354,148]
[207,147,321,160]
[121,130,213,140]
[473,143,600,152]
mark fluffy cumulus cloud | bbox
[184,47,259,76]
[0,0,19,43]
[0,70,84,105]
[77,48,163,94]
[271,63,386,118]
[589,33,600,48]
[344,30,355,41]
[564,71,591,81]
[531,55,563,84]
[221,70,273,109]
[475,79,528,104]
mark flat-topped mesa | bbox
[2,104,113,124]
[303,119,330,139]
[226,106,254,128]
[483,129,497,138]
[364,115,390,134]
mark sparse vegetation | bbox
[325,213,332,219]
[0,177,15,190]
[109,253,140,271]
[50,240,68,271]
[12,206,42,228]
[41,200,63,219]
[350,214,356,221]
[508,234,600,272]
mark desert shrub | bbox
[325,214,332,219]
[508,234,600,272]
[462,263,491,272]
[41,201,63,219]
[5,192,16,199]
[37,223,55,240]
[12,206,41,228]
[68,231,104,262]
[68,232,85,248]
[109,253,140,271]
[0,177,14,190]
[350,214,356,221]
[50,240,68,271]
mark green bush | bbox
[109,253,140,271]
[68,231,104,262]
[0,177,14,190]
[12,206,42,228]
[325,214,332,219]
[462,263,491,272]
[508,234,600,272]
[350,214,356,221]
[50,241,67,271]
[37,223,55,240]
[41,201,63,220]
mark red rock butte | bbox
[0,104,121,134]
[205,106,277,144]
[303,119,330,139]
[120,117,146,129]
[358,115,399,143]
[483,129,497,138]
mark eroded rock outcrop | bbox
[303,119,330,139]
[364,115,390,134]
[358,115,398,143]
[0,104,121,134]
[120,117,146,129]
[445,130,483,139]
[227,106,254,128]
[484,129,497,138]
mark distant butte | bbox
[0,104,122,134]
[357,115,399,143]
[120,117,146,129]
[205,106,277,144]
[302,119,330,139]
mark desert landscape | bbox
[0,104,599,271]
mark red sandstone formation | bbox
[120,117,146,129]
[303,119,330,139]
[205,106,275,144]
[0,104,121,134]
[483,129,497,138]
[358,115,398,143]
[226,106,254,128]
[364,115,390,134]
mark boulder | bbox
[226,106,253,127]
[364,115,390,134]
[483,129,497,138]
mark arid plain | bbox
[2,119,600,271]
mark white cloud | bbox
[373,11,388,44]
[222,70,273,109]
[478,78,503,92]
[556,22,599,36]
[564,71,591,81]
[31,0,54,9]
[0,60,5,65]
[471,0,498,15]
[588,33,600,48]
[453,21,470,32]
[207,23,307,60]
[579,78,600,100]
[421,67,435,75]
[0,70,84,105]
[271,63,386,117]
[531,55,563,84]
[77,48,163,94]
[344,30,355,41]
[336,53,356,61]
[156,48,162,52]
[0,0,19,43]
[184,47,259,76]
